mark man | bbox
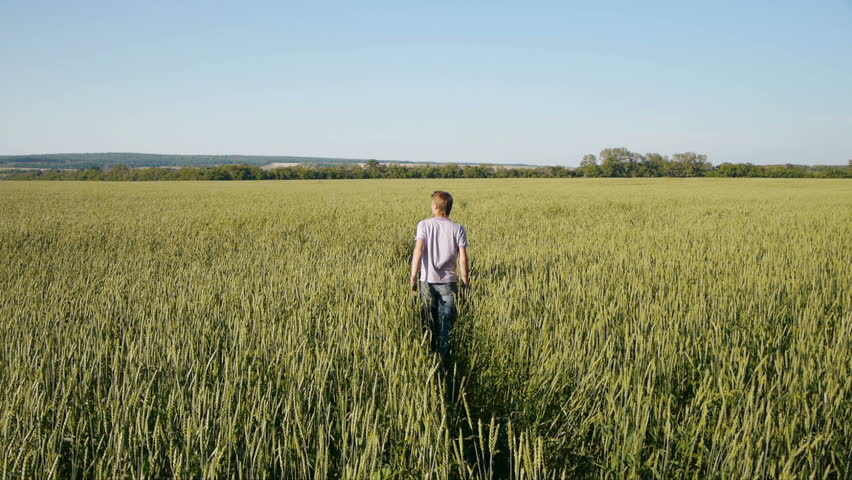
[410,191,469,369]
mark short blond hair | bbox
[431,191,453,216]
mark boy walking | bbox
[410,191,469,369]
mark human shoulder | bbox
[415,218,436,234]
[452,220,468,246]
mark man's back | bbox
[415,217,468,284]
[409,190,468,373]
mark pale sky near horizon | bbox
[1,1,851,166]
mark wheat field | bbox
[1,179,850,479]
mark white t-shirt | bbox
[414,216,468,283]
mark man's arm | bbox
[410,239,425,290]
[459,246,469,286]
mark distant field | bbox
[261,162,303,169]
[0,179,850,479]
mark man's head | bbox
[431,191,453,217]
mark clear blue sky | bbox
[2,1,850,166]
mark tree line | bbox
[2,150,850,181]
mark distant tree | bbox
[530,167,552,178]
[178,167,202,180]
[384,164,404,178]
[747,165,766,177]
[205,167,231,180]
[717,163,751,177]
[641,153,670,177]
[598,148,637,177]
[763,164,806,178]
[109,164,131,180]
[440,164,463,178]
[670,152,711,177]
[550,166,573,177]
[815,167,852,178]
[224,164,256,180]
[463,165,487,178]
[579,154,600,177]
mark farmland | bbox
[0,179,850,479]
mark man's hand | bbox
[410,239,425,292]
[459,247,469,288]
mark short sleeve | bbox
[457,226,468,247]
[414,221,426,241]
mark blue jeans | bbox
[419,281,458,367]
